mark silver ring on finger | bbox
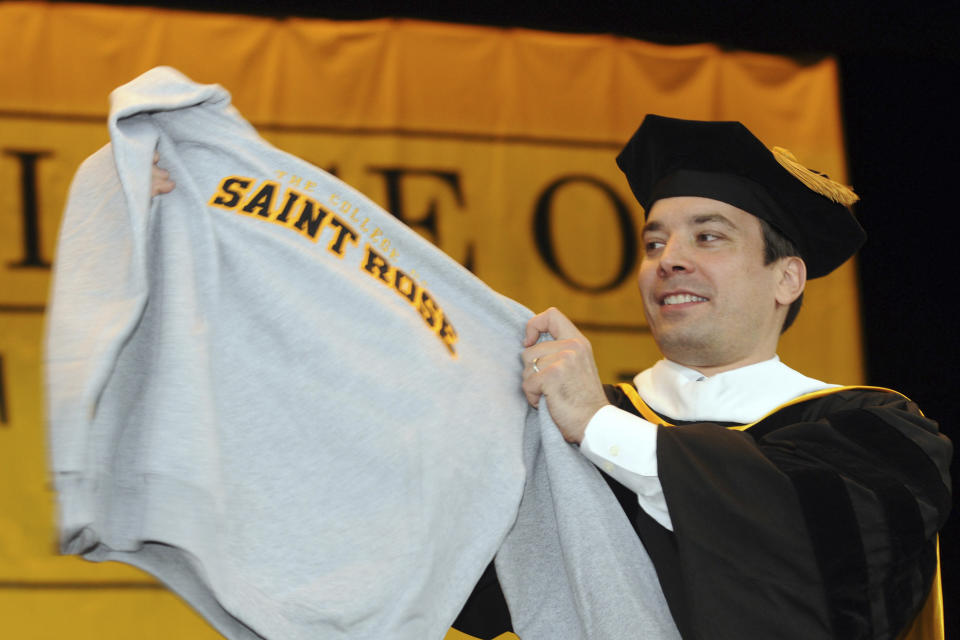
[532,357,541,373]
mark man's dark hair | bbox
[759,218,803,333]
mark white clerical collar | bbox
[633,356,837,424]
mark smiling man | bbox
[514,115,953,640]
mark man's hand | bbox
[521,307,609,443]
[151,153,175,196]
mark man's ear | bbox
[775,256,806,306]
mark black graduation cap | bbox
[616,114,866,279]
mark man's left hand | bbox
[521,307,609,444]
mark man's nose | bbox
[657,239,692,275]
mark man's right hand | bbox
[151,153,175,196]
[521,307,609,444]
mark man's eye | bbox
[644,240,665,251]
[697,233,720,242]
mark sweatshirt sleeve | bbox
[45,144,152,549]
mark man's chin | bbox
[651,327,712,359]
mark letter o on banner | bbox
[533,174,637,293]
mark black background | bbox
[80,1,960,636]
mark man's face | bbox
[637,196,787,372]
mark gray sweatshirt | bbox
[46,66,678,640]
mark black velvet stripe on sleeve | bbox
[827,410,930,561]
[832,407,952,526]
[780,466,873,638]
[838,463,925,636]
[751,391,948,640]
[826,408,945,636]
[765,418,928,626]
[883,540,938,640]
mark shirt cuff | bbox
[580,405,673,531]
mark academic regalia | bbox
[599,381,951,640]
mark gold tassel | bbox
[772,146,860,206]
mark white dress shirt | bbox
[579,357,836,530]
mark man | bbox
[456,115,952,639]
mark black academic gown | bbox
[454,384,952,640]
